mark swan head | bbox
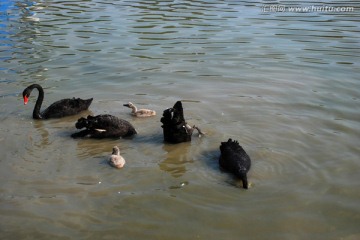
[123,102,134,108]
[23,95,29,105]
[75,117,88,129]
[22,89,30,105]
[112,146,120,155]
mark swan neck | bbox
[131,105,137,113]
[31,84,44,119]
[112,147,120,155]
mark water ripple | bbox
[1,0,360,239]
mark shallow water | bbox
[1,0,359,239]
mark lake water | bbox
[0,0,359,239]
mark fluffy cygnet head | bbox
[123,102,134,108]
[112,146,120,155]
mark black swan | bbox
[22,84,93,119]
[71,114,137,139]
[160,101,203,143]
[123,102,156,117]
[109,146,125,169]
[219,138,251,189]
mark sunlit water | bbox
[1,0,359,239]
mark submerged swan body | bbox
[123,102,156,117]
[71,114,137,139]
[22,84,92,119]
[219,138,251,189]
[160,101,203,143]
[109,146,125,169]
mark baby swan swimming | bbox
[123,102,156,117]
[109,146,125,169]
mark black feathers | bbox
[22,84,92,119]
[219,138,251,189]
[41,97,93,119]
[160,101,192,143]
[71,114,137,139]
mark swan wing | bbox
[76,115,137,138]
[136,109,156,117]
[42,98,92,118]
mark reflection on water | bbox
[159,142,193,178]
[1,0,360,239]
[31,120,50,148]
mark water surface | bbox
[0,0,359,239]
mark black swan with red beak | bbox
[219,139,251,189]
[22,84,93,119]
[71,114,137,139]
[160,101,203,143]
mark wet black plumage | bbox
[160,101,192,143]
[71,114,137,139]
[219,138,251,189]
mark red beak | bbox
[24,96,29,105]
